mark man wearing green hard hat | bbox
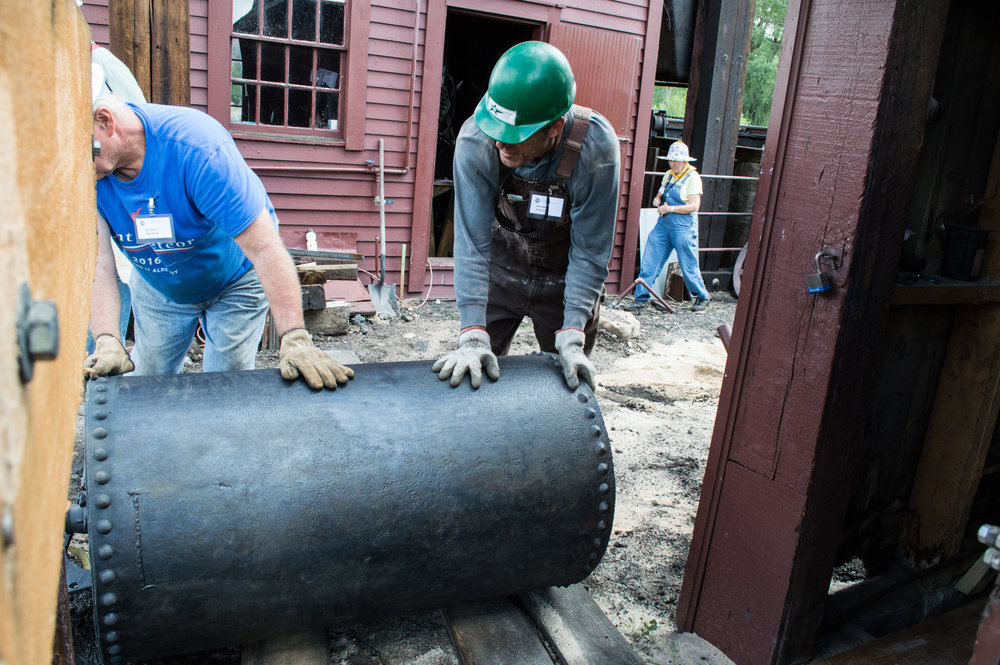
[432,41,621,391]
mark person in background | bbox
[84,96,352,390]
[89,43,145,348]
[627,140,711,313]
[433,41,621,391]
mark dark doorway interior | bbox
[430,12,536,257]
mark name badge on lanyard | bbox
[134,197,176,243]
[527,192,566,220]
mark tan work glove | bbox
[554,328,596,391]
[432,327,500,389]
[83,334,135,378]
[279,328,354,390]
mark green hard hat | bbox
[474,41,576,144]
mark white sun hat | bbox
[665,141,696,162]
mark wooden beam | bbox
[683,0,754,272]
[676,0,952,663]
[109,0,151,99]
[810,600,982,664]
[442,598,553,665]
[149,0,189,105]
[296,263,360,283]
[903,127,1000,566]
[108,0,188,105]
[517,585,644,665]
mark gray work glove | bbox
[554,328,596,391]
[432,327,500,389]
[83,334,135,378]
[279,328,354,390]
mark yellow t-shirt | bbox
[658,166,703,204]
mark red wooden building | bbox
[81,0,667,299]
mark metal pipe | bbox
[79,355,614,664]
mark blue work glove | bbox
[554,328,596,391]
[432,327,500,389]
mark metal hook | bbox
[815,249,839,271]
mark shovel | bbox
[368,138,400,317]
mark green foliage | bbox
[741,0,788,126]
[636,617,659,641]
[652,0,787,127]
[651,86,687,118]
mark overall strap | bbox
[555,105,592,179]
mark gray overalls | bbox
[485,107,601,356]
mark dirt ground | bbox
[69,291,739,665]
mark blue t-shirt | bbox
[96,103,278,304]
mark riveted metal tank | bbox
[79,354,614,664]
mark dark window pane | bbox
[317,50,340,88]
[260,86,285,125]
[289,46,314,86]
[230,83,244,123]
[291,0,317,41]
[241,84,258,122]
[263,0,288,37]
[260,42,286,82]
[234,38,258,81]
[317,90,339,130]
[319,0,345,45]
[288,89,312,127]
[233,0,259,34]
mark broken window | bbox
[231,0,345,133]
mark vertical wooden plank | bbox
[0,4,95,665]
[904,129,1000,566]
[150,0,190,105]
[676,0,952,663]
[684,0,753,278]
[110,0,153,99]
[618,0,664,290]
[408,0,445,295]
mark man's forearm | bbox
[252,244,305,335]
[234,211,306,336]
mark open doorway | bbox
[429,12,536,257]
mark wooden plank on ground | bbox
[297,263,359,283]
[517,585,644,665]
[289,248,364,263]
[809,600,982,664]
[241,632,327,665]
[442,598,553,665]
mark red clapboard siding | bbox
[82,0,657,298]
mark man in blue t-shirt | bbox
[84,96,352,390]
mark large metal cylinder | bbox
[80,354,614,663]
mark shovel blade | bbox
[368,283,400,317]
